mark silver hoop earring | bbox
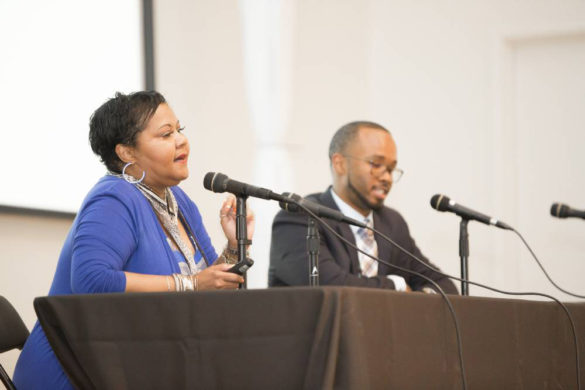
[122,162,145,184]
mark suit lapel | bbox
[338,221,360,274]
[373,209,393,275]
[319,189,361,274]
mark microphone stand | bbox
[236,195,251,289]
[306,216,320,286]
[459,218,469,296]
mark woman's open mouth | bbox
[174,153,188,163]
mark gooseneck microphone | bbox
[203,172,284,201]
[550,203,585,220]
[279,192,367,228]
[430,194,512,230]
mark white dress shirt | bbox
[330,189,407,291]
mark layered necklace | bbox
[108,172,204,275]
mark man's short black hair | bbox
[89,90,166,173]
[328,121,390,160]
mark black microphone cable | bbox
[369,227,581,390]
[291,202,468,390]
[511,228,585,299]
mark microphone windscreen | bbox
[203,172,227,193]
[550,203,568,218]
[203,172,215,191]
[430,194,450,211]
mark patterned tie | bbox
[357,218,378,277]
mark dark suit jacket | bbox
[269,188,458,294]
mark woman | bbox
[13,91,252,389]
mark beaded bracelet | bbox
[221,245,250,264]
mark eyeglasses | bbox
[343,155,404,183]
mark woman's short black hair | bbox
[89,90,166,173]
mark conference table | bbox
[34,287,585,389]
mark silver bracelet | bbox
[172,273,182,292]
[182,274,194,291]
[191,273,199,291]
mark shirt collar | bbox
[330,188,373,233]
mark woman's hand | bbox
[219,194,255,249]
[196,264,244,290]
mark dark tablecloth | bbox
[34,287,585,389]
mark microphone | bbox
[203,172,284,201]
[279,192,367,228]
[550,203,585,220]
[430,194,512,230]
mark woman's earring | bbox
[122,162,145,184]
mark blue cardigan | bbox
[13,176,218,389]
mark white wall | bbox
[2,0,585,376]
[155,0,585,298]
[0,213,72,376]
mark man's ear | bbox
[331,153,347,176]
[115,144,135,164]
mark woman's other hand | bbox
[219,194,255,248]
[197,264,244,290]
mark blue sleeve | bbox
[70,193,137,293]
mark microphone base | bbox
[236,195,249,290]
[459,219,470,296]
[307,217,320,287]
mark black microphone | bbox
[550,203,585,220]
[203,172,284,201]
[430,194,512,230]
[279,192,367,228]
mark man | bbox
[269,121,457,294]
